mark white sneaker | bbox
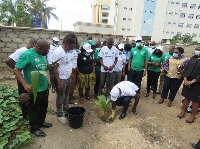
[57,117,67,123]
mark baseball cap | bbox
[110,87,120,101]
[135,36,142,41]
[118,43,124,49]
[156,45,163,51]
[53,37,59,42]
[83,43,93,53]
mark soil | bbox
[1,78,199,149]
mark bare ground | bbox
[1,77,199,149]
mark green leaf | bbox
[0,137,8,149]
[31,71,39,104]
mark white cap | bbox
[53,37,59,42]
[135,36,142,41]
[118,43,124,49]
[156,45,163,51]
[110,87,120,101]
[83,43,93,53]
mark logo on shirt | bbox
[35,58,40,62]
[141,51,144,55]
[112,52,114,54]
[83,57,86,60]
[134,51,137,54]
[105,52,108,55]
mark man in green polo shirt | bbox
[82,35,95,46]
[128,36,148,93]
[14,39,52,137]
[157,46,175,94]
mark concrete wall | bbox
[0,25,124,71]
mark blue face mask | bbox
[88,40,93,43]
[53,43,58,47]
[151,46,155,49]
[85,53,90,56]
[173,53,179,58]
[136,42,141,47]
[124,51,128,54]
[68,50,73,53]
[194,51,200,56]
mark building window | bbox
[168,22,171,24]
[169,12,173,15]
[102,5,110,10]
[185,33,190,36]
[190,4,196,9]
[173,22,176,25]
[171,32,174,34]
[192,33,197,37]
[171,2,174,5]
[128,18,131,21]
[102,19,108,23]
[124,7,127,10]
[102,12,109,17]
[177,32,182,35]
[198,5,200,9]
[175,12,178,15]
[123,18,126,20]
[127,29,130,31]
[122,28,125,31]
[129,8,132,10]
[182,3,187,8]
[188,14,194,19]
[178,23,184,28]
[180,13,185,18]
[186,24,192,28]
[166,31,170,34]
[196,15,200,19]
[194,24,199,29]
[176,2,180,5]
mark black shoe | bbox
[119,112,126,120]
[31,130,46,137]
[189,142,196,148]
[40,122,52,128]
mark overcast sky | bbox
[48,0,92,31]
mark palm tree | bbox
[29,0,59,28]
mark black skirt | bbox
[182,79,200,101]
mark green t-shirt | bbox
[163,52,172,63]
[15,48,48,92]
[94,49,101,71]
[148,54,164,72]
[82,41,95,46]
[129,47,149,71]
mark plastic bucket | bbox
[67,107,85,129]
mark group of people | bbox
[5,33,200,137]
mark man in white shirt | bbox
[5,38,37,119]
[47,37,59,93]
[148,41,156,54]
[52,37,76,123]
[98,38,119,100]
[108,81,140,120]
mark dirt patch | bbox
[1,78,199,149]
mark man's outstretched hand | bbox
[108,109,116,121]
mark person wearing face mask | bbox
[157,47,189,107]
[77,43,95,104]
[121,44,132,81]
[112,43,126,85]
[145,46,164,99]
[94,41,102,97]
[148,41,156,54]
[128,36,148,94]
[157,46,175,94]
[177,45,200,123]
[82,35,95,46]
[47,37,59,93]
[52,38,76,124]
[14,39,52,137]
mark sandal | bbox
[145,93,149,97]
[152,94,156,99]
[157,99,164,104]
[86,96,93,101]
[177,115,185,119]
[79,98,83,104]
[186,117,196,123]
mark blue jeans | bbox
[116,96,132,113]
[161,76,183,101]
[128,70,143,93]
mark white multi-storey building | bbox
[91,0,200,42]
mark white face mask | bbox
[96,48,101,51]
